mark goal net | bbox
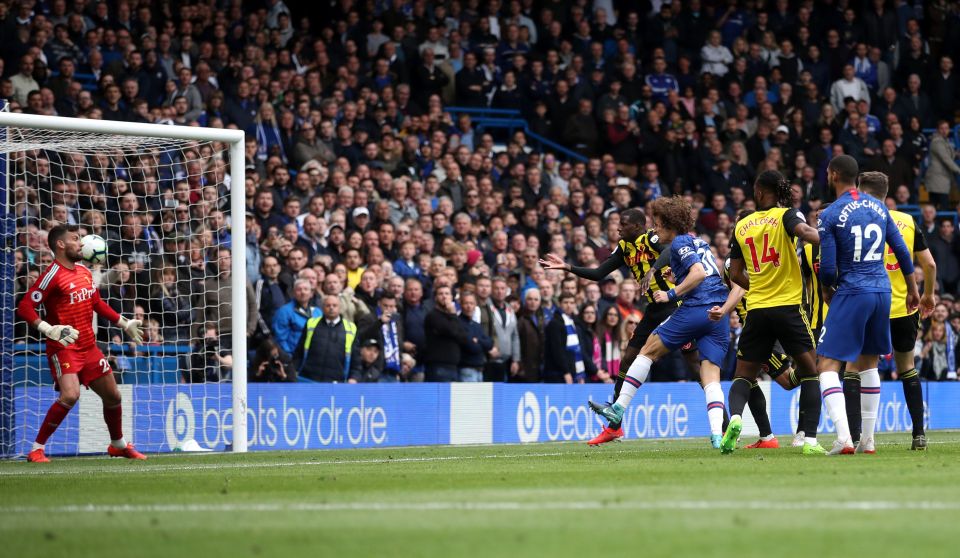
[0,111,247,457]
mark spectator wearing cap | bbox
[351,206,370,231]
[350,338,384,383]
[294,295,360,383]
[457,292,493,382]
[272,278,322,355]
[423,285,468,382]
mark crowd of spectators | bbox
[6,0,960,383]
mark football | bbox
[80,234,107,265]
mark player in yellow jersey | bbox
[853,172,936,450]
[540,208,689,445]
[718,170,826,455]
[711,209,804,449]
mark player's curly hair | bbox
[649,195,695,234]
[755,170,792,208]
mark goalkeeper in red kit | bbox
[17,225,147,462]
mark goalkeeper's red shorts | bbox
[47,346,113,390]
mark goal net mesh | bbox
[1,121,238,457]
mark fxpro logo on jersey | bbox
[68,287,96,304]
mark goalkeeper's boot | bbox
[710,435,723,449]
[855,437,876,455]
[720,416,741,454]
[911,435,927,451]
[588,401,624,425]
[108,443,147,460]
[745,437,780,449]
[827,439,856,456]
[27,448,50,463]
[802,442,827,455]
[587,425,624,446]
[792,431,806,448]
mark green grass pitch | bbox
[2,432,959,558]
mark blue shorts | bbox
[817,291,892,362]
[653,304,730,367]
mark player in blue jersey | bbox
[590,196,731,448]
[817,155,920,455]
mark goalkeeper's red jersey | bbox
[16,261,120,356]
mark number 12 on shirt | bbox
[851,223,883,262]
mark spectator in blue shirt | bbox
[645,58,679,103]
[272,279,322,355]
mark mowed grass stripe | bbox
[3,500,960,514]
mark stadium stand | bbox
[3,0,960,384]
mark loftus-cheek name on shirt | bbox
[68,287,96,304]
[736,216,780,238]
[835,199,886,228]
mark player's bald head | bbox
[858,171,889,199]
[828,155,859,185]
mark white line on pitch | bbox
[0,450,583,477]
[2,500,958,514]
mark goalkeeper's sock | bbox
[614,355,651,408]
[36,400,74,446]
[103,403,124,444]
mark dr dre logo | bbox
[517,392,541,442]
[165,392,196,450]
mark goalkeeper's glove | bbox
[37,321,79,347]
[118,316,144,344]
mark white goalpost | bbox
[0,111,248,456]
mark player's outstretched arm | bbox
[541,250,621,281]
[92,288,143,343]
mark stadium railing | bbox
[444,106,589,162]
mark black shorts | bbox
[738,305,815,363]
[629,300,679,349]
[890,313,921,353]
